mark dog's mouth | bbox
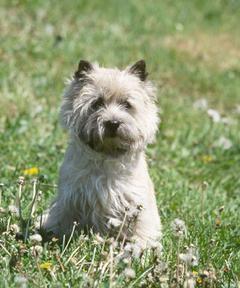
[79,123,141,157]
[95,137,130,157]
[86,136,131,157]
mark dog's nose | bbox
[105,120,120,137]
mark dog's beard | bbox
[94,137,129,157]
[78,120,144,157]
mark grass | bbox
[0,0,240,287]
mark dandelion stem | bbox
[0,243,11,256]
[24,178,39,242]
[201,189,204,223]
[5,216,10,233]
[109,244,114,288]
[0,183,3,205]
[176,238,180,284]
[16,177,24,230]
[201,181,208,223]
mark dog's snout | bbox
[105,120,120,137]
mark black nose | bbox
[105,120,120,137]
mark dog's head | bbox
[61,60,159,157]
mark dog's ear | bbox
[128,60,148,81]
[74,60,93,79]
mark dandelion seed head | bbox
[179,246,199,267]
[193,99,208,110]
[171,218,187,237]
[147,271,154,283]
[29,233,42,243]
[207,109,221,123]
[123,267,136,279]
[8,205,19,216]
[124,243,133,252]
[122,257,131,265]
[17,176,25,186]
[184,278,196,288]
[215,136,232,150]
[30,245,43,256]
[132,243,143,258]
[10,224,20,234]
[14,275,28,288]
[153,261,168,276]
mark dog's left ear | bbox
[74,60,93,79]
[128,60,148,81]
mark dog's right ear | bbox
[74,60,93,79]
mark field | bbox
[0,0,240,287]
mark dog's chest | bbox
[78,168,144,234]
[76,166,136,208]
[61,148,147,233]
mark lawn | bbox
[0,0,240,287]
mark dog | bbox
[42,60,161,249]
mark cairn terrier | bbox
[42,60,161,249]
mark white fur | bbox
[42,61,161,248]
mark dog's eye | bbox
[121,100,132,110]
[92,97,104,110]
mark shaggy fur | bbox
[42,60,161,248]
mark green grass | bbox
[0,0,240,287]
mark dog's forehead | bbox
[89,67,140,99]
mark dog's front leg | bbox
[41,200,76,240]
[131,189,162,254]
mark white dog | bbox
[42,60,161,249]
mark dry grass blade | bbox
[61,222,77,257]
[86,246,97,276]
[129,266,154,287]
